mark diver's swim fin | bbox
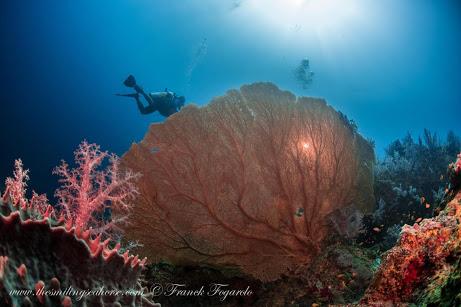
[123,75,137,88]
[115,93,139,98]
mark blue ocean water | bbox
[1,0,460,197]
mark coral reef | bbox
[358,130,460,250]
[0,154,155,306]
[418,252,461,306]
[448,153,461,190]
[141,243,374,307]
[0,198,152,306]
[121,82,375,281]
[361,153,461,305]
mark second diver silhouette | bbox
[116,75,185,117]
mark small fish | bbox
[415,217,423,223]
[425,203,431,209]
[295,207,304,217]
[373,227,381,233]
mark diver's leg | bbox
[134,85,155,106]
[134,95,157,115]
[134,95,150,114]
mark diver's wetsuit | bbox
[132,84,184,117]
[118,75,185,117]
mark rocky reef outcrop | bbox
[362,154,461,305]
[141,242,375,307]
[0,198,156,306]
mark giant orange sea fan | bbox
[122,82,373,281]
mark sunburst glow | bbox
[240,0,368,40]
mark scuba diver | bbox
[116,75,185,117]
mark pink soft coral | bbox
[2,159,29,207]
[2,160,52,217]
[53,141,141,237]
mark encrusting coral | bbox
[361,153,461,305]
[0,156,156,306]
